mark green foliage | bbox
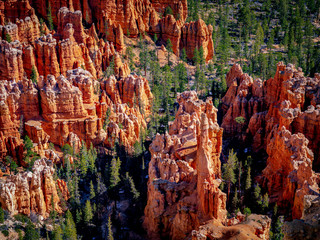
[64,210,77,240]
[23,221,39,240]
[2,230,9,237]
[5,156,18,174]
[109,157,121,188]
[52,225,63,240]
[83,200,93,224]
[0,206,4,223]
[232,188,239,210]
[245,166,251,191]
[30,66,37,83]
[90,180,95,199]
[5,34,12,43]
[107,216,113,240]
[103,108,111,130]
[222,149,238,201]
[243,207,251,216]
[164,6,173,17]
[235,116,246,125]
[181,48,187,62]
[23,136,33,155]
[13,214,29,224]
[61,144,73,156]
[125,172,140,200]
[47,3,53,30]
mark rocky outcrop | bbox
[191,214,271,240]
[0,40,24,81]
[222,63,320,168]
[144,91,226,240]
[262,126,319,219]
[283,195,320,240]
[0,158,69,217]
[0,66,152,159]
[180,19,214,62]
[221,62,320,219]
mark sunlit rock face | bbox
[144,91,226,240]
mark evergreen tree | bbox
[83,200,93,224]
[64,210,77,240]
[52,225,63,240]
[106,216,114,240]
[166,39,173,65]
[263,193,269,210]
[47,3,54,30]
[23,221,39,240]
[0,206,4,223]
[90,181,96,199]
[193,48,200,65]
[79,141,88,176]
[232,188,239,210]
[75,209,82,224]
[245,166,252,191]
[222,149,238,201]
[30,66,37,83]
[5,33,12,43]
[125,172,140,200]
[110,157,121,188]
[181,48,187,62]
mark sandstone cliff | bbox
[0,158,69,217]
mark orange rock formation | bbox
[1,0,214,61]
[0,158,69,217]
[144,91,226,240]
[221,62,320,219]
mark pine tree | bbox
[5,33,12,43]
[23,221,40,240]
[107,216,114,240]
[64,210,77,240]
[199,46,205,66]
[193,48,200,65]
[90,181,96,199]
[181,48,187,62]
[245,166,252,191]
[30,66,37,83]
[166,39,173,65]
[263,193,269,210]
[110,157,121,188]
[222,149,238,202]
[52,225,63,240]
[125,172,140,200]
[0,206,4,223]
[83,200,93,224]
[47,3,54,30]
[232,188,239,210]
[79,141,88,176]
[75,209,82,224]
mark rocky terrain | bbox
[0,0,319,239]
[221,62,320,219]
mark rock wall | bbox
[144,91,226,240]
[221,62,320,219]
[0,158,69,217]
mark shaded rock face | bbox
[283,195,320,240]
[0,158,69,217]
[1,0,213,61]
[221,62,320,219]
[144,91,226,240]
